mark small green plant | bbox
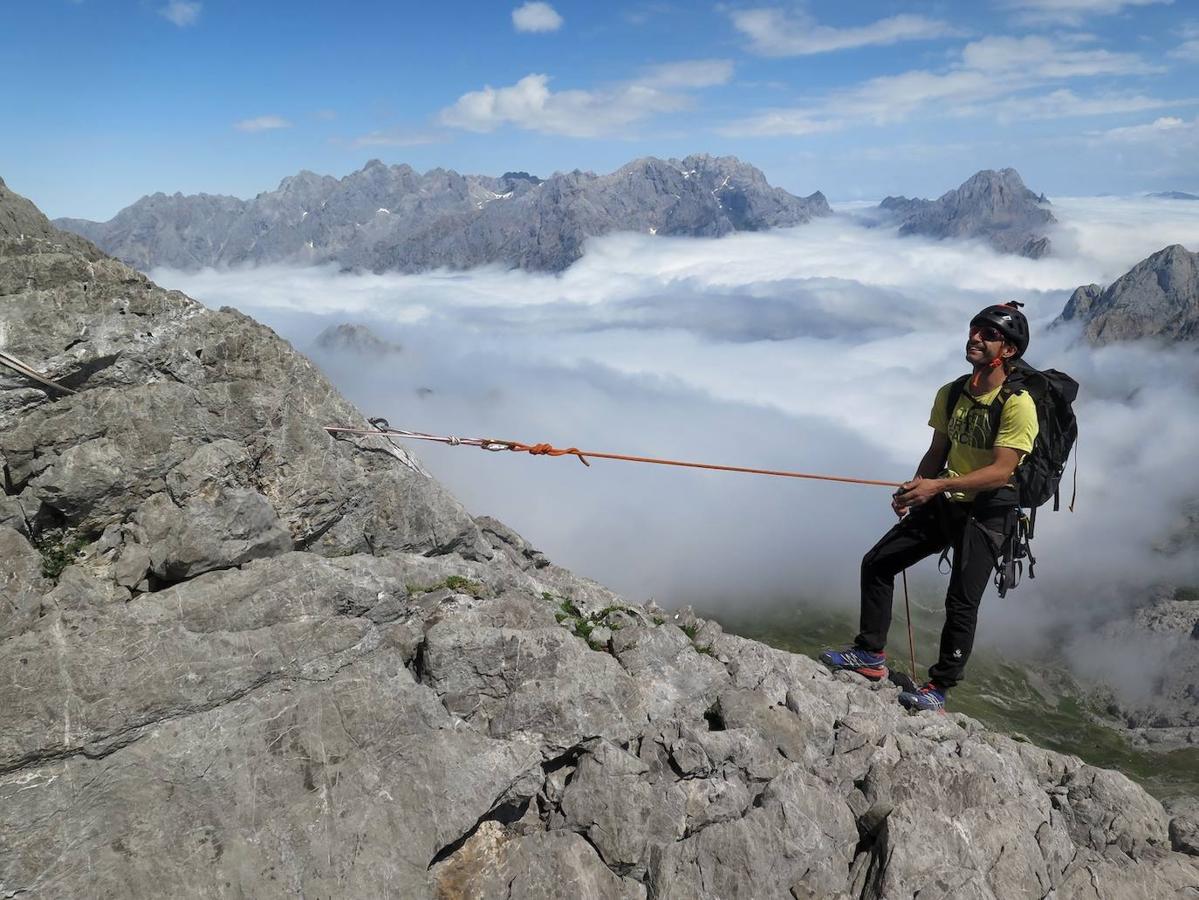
[558,598,584,620]
[680,623,699,640]
[443,575,483,595]
[553,601,640,647]
[35,531,87,581]
[696,644,715,657]
[652,616,666,626]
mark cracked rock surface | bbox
[3,181,1198,898]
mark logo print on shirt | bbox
[948,401,993,449]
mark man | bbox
[821,302,1038,712]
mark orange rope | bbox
[324,425,904,489]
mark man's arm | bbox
[897,445,1023,509]
[915,430,950,480]
[891,431,950,515]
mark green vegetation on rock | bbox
[34,531,87,581]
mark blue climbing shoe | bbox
[898,682,947,714]
[819,647,888,681]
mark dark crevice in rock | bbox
[62,339,85,351]
[542,743,587,775]
[427,797,531,870]
[850,811,890,899]
[703,702,726,732]
[409,636,429,684]
[573,826,639,880]
[140,571,176,593]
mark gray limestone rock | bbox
[54,155,830,274]
[314,323,402,355]
[432,824,646,899]
[1057,243,1199,343]
[558,739,687,877]
[419,620,649,749]
[133,487,293,581]
[610,622,730,721]
[1171,814,1199,856]
[0,525,49,639]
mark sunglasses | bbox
[969,325,1006,343]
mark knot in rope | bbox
[447,436,461,446]
[517,442,590,466]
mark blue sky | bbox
[5,0,1198,219]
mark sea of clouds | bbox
[154,196,1199,688]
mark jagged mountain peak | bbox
[1057,243,1199,343]
[880,167,1056,258]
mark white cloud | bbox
[723,34,1163,136]
[438,62,729,137]
[154,196,1199,665]
[512,1,563,33]
[1093,114,1198,141]
[730,8,957,57]
[1170,23,1199,61]
[999,0,1173,26]
[159,0,201,27]
[234,115,292,133]
[984,89,1192,121]
[959,34,1158,77]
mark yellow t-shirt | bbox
[928,380,1039,502]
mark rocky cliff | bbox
[880,168,1056,258]
[1058,244,1199,344]
[3,179,1198,898]
[1087,585,1199,753]
[53,154,830,275]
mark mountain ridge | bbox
[53,154,830,275]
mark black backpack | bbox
[945,360,1079,594]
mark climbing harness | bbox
[0,350,75,395]
[323,423,906,489]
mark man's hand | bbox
[894,476,944,512]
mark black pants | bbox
[855,495,1009,690]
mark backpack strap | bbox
[945,375,970,424]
